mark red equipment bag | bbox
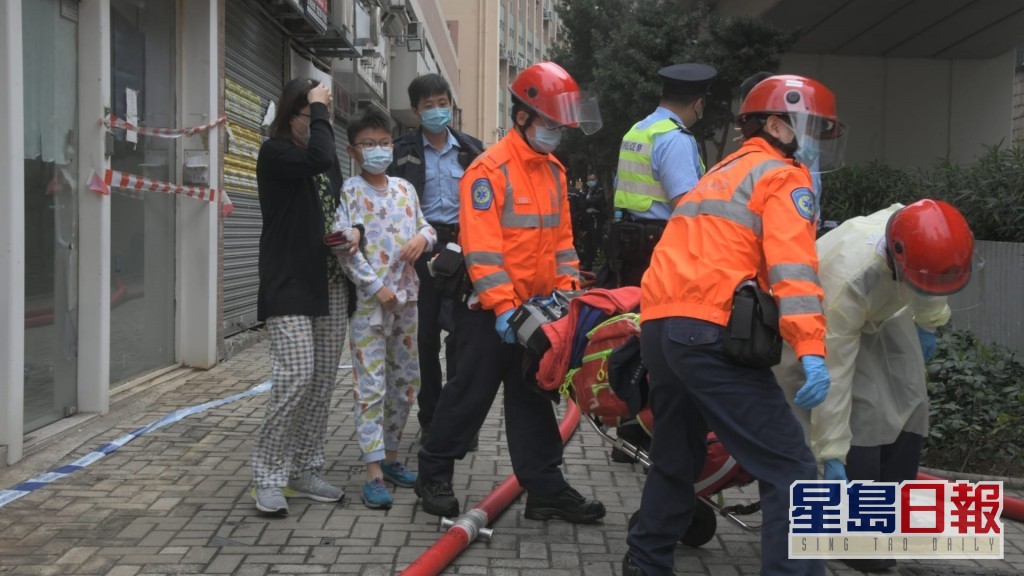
[563,313,641,426]
[694,433,754,497]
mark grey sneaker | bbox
[251,487,289,516]
[285,471,344,502]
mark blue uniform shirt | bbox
[627,106,703,222]
[421,130,463,225]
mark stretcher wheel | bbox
[627,498,717,548]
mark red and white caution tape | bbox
[88,169,233,217]
[101,114,226,138]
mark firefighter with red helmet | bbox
[414,62,606,523]
[624,75,846,576]
[775,199,977,573]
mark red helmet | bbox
[739,75,837,123]
[737,74,847,171]
[510,62,602,134]
[886,200,975,295]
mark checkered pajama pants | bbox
[252,282,348,488]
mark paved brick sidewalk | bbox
[1,341,1022,575]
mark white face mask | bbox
[361,146,393,175]
[527,124,562,154]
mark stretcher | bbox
[527,284,762,546]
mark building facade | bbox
[0,0,459,466]
[441,0,561,148]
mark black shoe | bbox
[842,558,897,573]
[622,555,644,576]
[467,432,479,452]
[611,446,639,463]
[414,477,460,517]
[524,486,606,524]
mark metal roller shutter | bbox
[222,0,285,336]
[334,117,351,182]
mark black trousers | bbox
[413,250,458,429]
[627,318,822,576]
[847,430,924,483]
[417,304,568,495]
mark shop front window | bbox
[108,0,177,385]
[22,0,80,432]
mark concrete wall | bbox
[780,50,1015,169]
[439,0,499,145]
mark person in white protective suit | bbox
[774,199,976,573]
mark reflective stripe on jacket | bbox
[640,137,827,358]
[614,118,701,212]
[459,129,580,315]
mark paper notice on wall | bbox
[126,88,139,144]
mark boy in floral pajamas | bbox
[336,110,436,509]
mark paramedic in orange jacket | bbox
[415,62,606,524]
[624,75,847,576]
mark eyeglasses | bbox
[355,140,393,150]
[296,110,336,122]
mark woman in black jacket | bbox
[251,78,359,516]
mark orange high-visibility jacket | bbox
[641,137,827,358]
[459,129,581,315]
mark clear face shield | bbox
[533,90,603,135]
[788,113,848,173]
[893,251,986,313]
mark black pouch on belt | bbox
[722,280,783,369]
[428,243,473,302]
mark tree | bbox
[549,0,797,187]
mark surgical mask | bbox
[586,180,597,188]
[528,124,562,154]
[420,107,451,134]
[361,146,393,175]
[300,129,311,146]
[794,138,821,168]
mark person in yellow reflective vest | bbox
[609,63,717,288]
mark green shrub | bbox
[821,145,1024,242]
[922,329,1024,476]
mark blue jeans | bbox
[627,317,823,576]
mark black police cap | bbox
[658,63,718,95]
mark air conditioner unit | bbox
[329,0,353,33]
[387,0,406,11]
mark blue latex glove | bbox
[823,458,848,481]
[917,326,937,362]
[795,355,831,409]
[495,309,516,344]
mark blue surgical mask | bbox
[794,138,821,168]
[361,146,393,175]
[420,107,452,134]
[528,124,562,154]
[586,180,597,188]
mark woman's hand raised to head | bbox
[307,84,330,106]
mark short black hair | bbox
[661,89,704,107]
[347,109,393,143]
[739,71,773,102]
[408,74,452,109]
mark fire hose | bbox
[917,471,1024,522]
[400,399,582,576]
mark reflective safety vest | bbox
[614,118,703,213]
[459,129,581,315]
[640,137,827,358]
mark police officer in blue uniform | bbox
[609,63,717,288]
[607,63,717,463]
